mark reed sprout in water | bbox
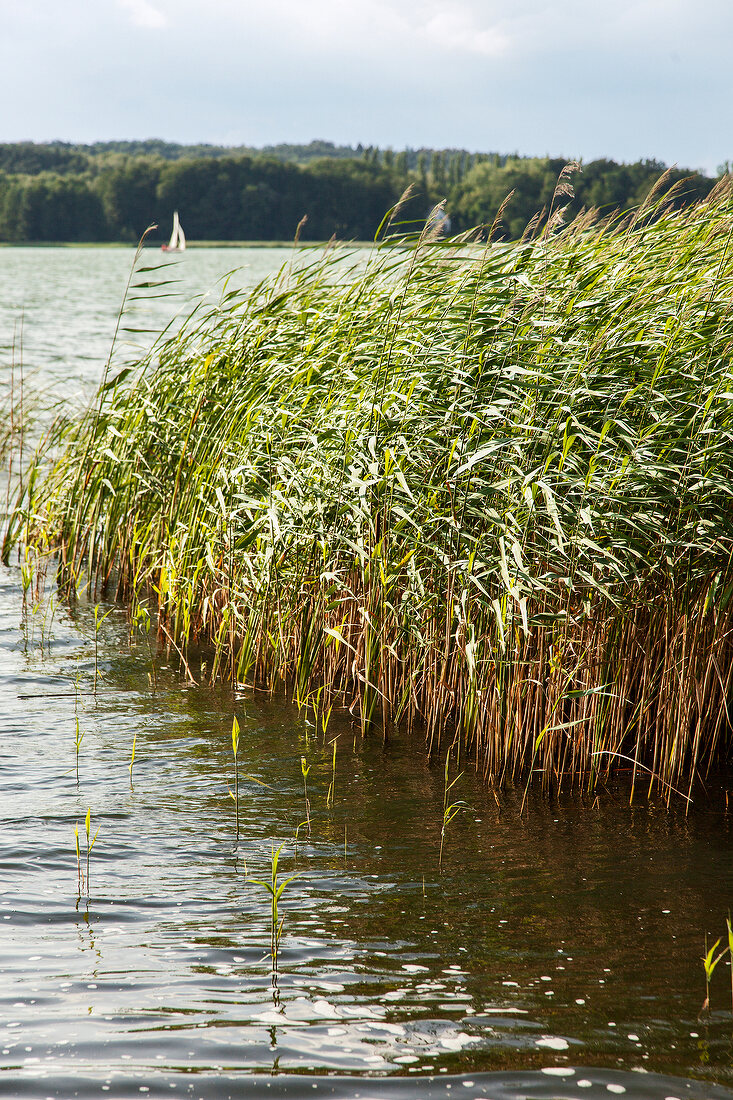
[74,821,82,900]
[73,663,84,783]
[701,934,727,1015]
[74,708,84,784]
[439,740,466,871]
[231,716,240,842]
[727,914,733,1014]
[12,177,733,797]
[326,737,337,808]
[249,843,299,987]
[92,604,112,694]
[129,731,137,789]
[300,755,311,834]
[74,808,100,904]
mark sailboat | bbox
[161,210,186,252]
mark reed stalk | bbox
[439,739,466,871]
[78,808,100,902]
[300,755,311,834]
[129,731,137,789]
[721,910,726,1012]
[231,716,240,842]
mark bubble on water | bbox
[541,1067,575,1077]
[606,1086,626,1094]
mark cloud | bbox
[117,0,168,30]
[420,7,509,58]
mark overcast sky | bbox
[1,0,730,173]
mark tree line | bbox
[0,141,717,244]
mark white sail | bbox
[162,211,186,251]
[167,211,180,251]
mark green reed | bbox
[249,843,299,985]
[75,808,100,903]
[74,708,84,784]
[231,716,240,842]
[300,755,311,834]
[73,662,84,783]
[701,933,728,1015]
[11,176,733,797]
[439,740,466,871]
[326,737,337,808]
[727,914,733,1015]
[92,604,112,695]
[129,731,137,789]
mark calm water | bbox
[1,248,733,1100]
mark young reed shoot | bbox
[721,910,726,1012]
[439,743,466,872]
[249,843,300,984]
[326,738,337,809]
[85,808,100,895]
[74,821,82,900]
[701,934,727,1015]
[231,716,240,842]
[75,808,100,903]
[300,755,311,834]
[74,709,84,784]
[129,732,137,789]
[92,605,112,695]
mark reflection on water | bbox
[0,564,732,1099]
[1,248,733,1097]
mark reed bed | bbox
[9,180,733,799]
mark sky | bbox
[1,0,731,173]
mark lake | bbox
[1,246,732,1100]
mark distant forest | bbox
[0,140,719,244]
